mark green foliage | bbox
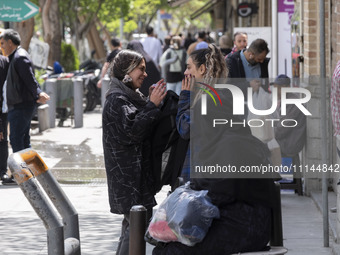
[60,42,80,72]
[34,68,46,85]
[102,0,211,37]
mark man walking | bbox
[141,26,163,69]
[0,53,14,184]
[0,29,49,153]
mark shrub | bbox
[60,42,80,72]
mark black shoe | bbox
[1,174,16,185]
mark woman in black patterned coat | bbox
[102,50,166,255]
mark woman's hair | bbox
[190,43,227,81]
[110,49,145,83]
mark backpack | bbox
[151,90,189,192]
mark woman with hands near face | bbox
[102,50,166,255]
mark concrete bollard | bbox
[38,104,50,132]
[101,76,110,111]
[129,205,147,255]
[73,78,83,128]
[45,79,57,128]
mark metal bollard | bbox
[73,77,83,128]
[45,78,57,128]
[8,152,65,255]
[101,76,110,110]
[38,104,50,132]
[8,149,81,255]
[129,205,147,255]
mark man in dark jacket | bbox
[0,29,50,153]
[0,54,14,184]
[226,38,270,96]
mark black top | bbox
[106,49,120,63]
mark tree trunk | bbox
[86,21,106,62]
[39,0,62,67]
[13,18,34,50]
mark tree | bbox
[38,0,62,66]
[59,0,131,61]
[100,0,211,40]
[13,18,34,50]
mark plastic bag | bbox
[147,182,220,246]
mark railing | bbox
[8,149,81,255]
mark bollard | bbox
[73,77,83,128]
[45,78,57,128]
[270,182,283,247]
[8,152,65,255]
[8,149,81,255]
[129,205,147,255]
[38,104,50,132]
[101,76,110,111]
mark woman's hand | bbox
[182,75,195,91]
[150,79,167,107]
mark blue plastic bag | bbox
[148,182,220,246]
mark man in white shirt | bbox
[141,26,163,69]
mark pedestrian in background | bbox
[127,40,161,96]
[226,31,248,58]
[0,51,14,184]
[183,32,195,51]
[162,35,172,53]
[141,26,163,70]
[160,36,187,95]
[226,38,270,96]
[102,50,166,255]
[332,60,340,137]
[97,37,121,88]
[186,31,206,55]
[0,29,50,153]
[218,34,233,56]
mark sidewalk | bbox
[0,108,336,254]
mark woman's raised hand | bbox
[150,79,167,107]
[182,75,195,91]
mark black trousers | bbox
[0,113,8,176]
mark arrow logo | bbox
[24,1,39,19]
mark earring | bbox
[122,74,132,83]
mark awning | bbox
[190,0,222,20]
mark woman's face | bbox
[234,33,247,51]
[129,59,147,90]
[184,57,204,79]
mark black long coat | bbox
[102,79,161,214]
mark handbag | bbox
[146,182,220,246]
